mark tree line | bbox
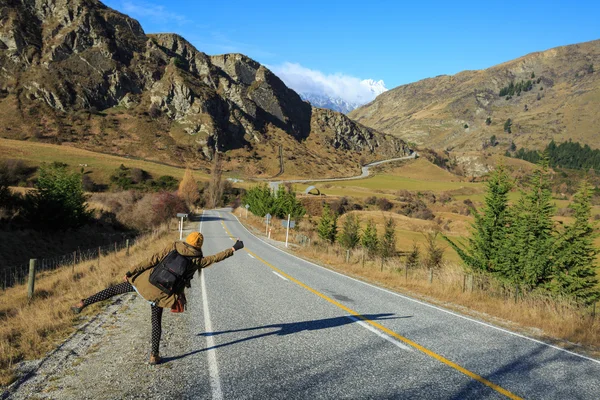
[444,159,599,305]
[510,140,600,172]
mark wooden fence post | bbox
[463,274,466,293]
[429,269,433,284]
[514,284,519,304]
[72,251,76,275]
[405,265,408,282]
[114,242,117,253]
[126,239,130,256]
[362,253,365,268]
[98,246,101,269]
[27,259,36,301]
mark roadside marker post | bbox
[177,213,188,240]
[285,214,291,247]
[27,259,36,301]
[265,213,271,236]
[245,204,249,218]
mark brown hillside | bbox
[0,0,411,179]
[350,40,600,156]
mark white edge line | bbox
[272,271,289,281]
[199,211,224,400]
[248,254,255,259]
[347,316,412,352]
[228,211,600,365]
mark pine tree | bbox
[507,156,555,286]
[444,164,512,274]
[272,185,306,220]
[361,219,379,258]
[550,180,600,304]
[379,217,396,260]
[339,213,361,250]
[406,242,420,269]
[317,203,337,244]
[424,231,444,270]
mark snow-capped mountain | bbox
[300,79,388,114]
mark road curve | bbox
[264,152,417,184]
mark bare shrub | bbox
[178,168,200,207]
[205,152,223,209]
[0,159,35,186]
[438,192,453,204]
[151,192,188,226]
[395,190,413,202]
[376,197,393,211]
[365,196,377,205]
[398,199,435,220]
[330,197,349,215]
[130,168,150,184]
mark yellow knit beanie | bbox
[185,232,204,249]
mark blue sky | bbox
[102,0,599,101]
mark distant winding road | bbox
[271,152,417,184]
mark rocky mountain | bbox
[0,0,410,178]
[350,40,600,154]
[299,79,388,114]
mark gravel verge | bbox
[3,287,209,400]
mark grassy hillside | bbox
[0,138,209,185]
[350,40,600,158]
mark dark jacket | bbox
[127,241,233,308]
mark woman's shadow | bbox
[162,313,411,363]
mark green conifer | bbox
[551,180,600,304]
[339,213,361,250]
[444,164,512,274]
[361,219,379,258]
[317,203,337,244]
[507,155,555,286]
[379,217,397,260]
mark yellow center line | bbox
[222,216,522,399]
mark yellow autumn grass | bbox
[0,225,174,386]
[236,208,600,357]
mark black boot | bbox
[70,300,85,314]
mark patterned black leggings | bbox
[82,282,164,354]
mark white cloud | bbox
[117,1,190,25]
[270,62,386,105]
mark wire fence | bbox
[0,238,135,290]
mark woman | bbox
[71,231,244,365]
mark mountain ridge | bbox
[0,0,411,178]
[349,39,600,155]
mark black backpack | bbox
[148,250,193,295]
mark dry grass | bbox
[0,138,210,185]
[0,224,175,386]
[235,208,600,357]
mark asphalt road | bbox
[187,209,600,399]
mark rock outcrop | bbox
[0,0,410,172]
